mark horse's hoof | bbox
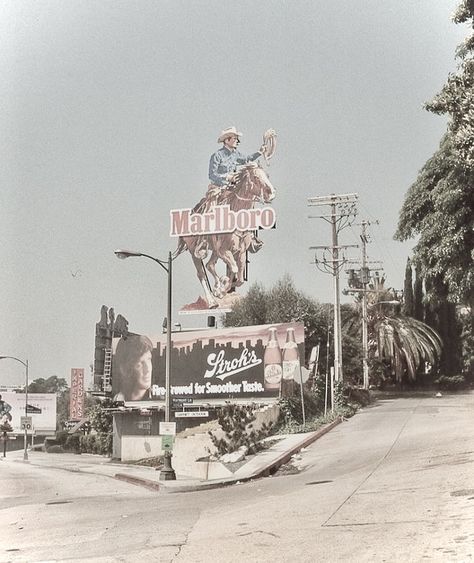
[220,276,231,292]
[194,249,209,260]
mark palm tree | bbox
[367,288,442,384]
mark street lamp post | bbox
[0,355,29,461]
[115,248,176,480]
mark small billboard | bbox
[0,392,57,434]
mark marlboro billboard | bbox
[111,322,304,404]
[170,128,278,311]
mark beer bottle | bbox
[282,327,300,381]
[263,327,282,391]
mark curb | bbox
[115,473,161,492]
[114,417,343,493]
[246,416,343,480]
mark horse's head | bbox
[233,163,276,205]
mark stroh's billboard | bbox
[111,322,304,404]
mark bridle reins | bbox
[223,173,268,205]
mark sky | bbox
[0,1,467,388]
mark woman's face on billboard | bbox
[132,350,152,390]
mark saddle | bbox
[192,184,231,215]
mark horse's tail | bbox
[172,238,187,260]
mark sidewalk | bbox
[1,418,342,493]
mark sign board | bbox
[161,435,174,451]
[169,204,276,237]
[175,411,209,418]
[1,393,56,434]
[70,368,85,420]
[112,322,304,404]
[172,397,193,405]
[159,422,176,436]
[20,416,32,430]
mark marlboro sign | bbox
[170,204,276,237]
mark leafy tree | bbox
[413,265,424,322]
[459,307,474,379]
[396,136,473,306]
[340,303,364,385]
[426,1,474,167]
[226,275,363,384]
[27,376,68,394]
[87,398,114,434]
[437,300,462,376]
[225,274,329,363]
[395,3,474,307]
[402,258,414,317]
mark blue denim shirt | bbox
[208,146,261,187]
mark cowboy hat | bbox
[217,126,242,143]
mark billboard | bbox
[170,128,278,311]
[111,322,304,404]
[70,368,85,420]
[0,392,57,433]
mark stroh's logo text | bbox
[204,348,262,381]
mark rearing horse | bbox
[175,163,276,308]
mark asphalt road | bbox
[1,392,473,562]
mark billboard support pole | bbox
[160,251,176,480]
[114,249,176,481]
[0,355,29,461]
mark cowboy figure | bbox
[194,127,266,258]
[209,126,265,187]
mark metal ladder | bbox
[103,348,112,393]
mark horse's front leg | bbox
[231,232,251,287]
[191,254,218,309]
[206,252,229,298]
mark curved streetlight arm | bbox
[0,355,28,369]
[114,249,169,274]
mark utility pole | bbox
[360,220,369,390]
[344,219,381,389]
[308,193,358,383]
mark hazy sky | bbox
[1,1,466,387]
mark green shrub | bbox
[435,375,467,390]
[55,430,69,445]
[208,403,274,456]
[96,433,113,455]
[47,445,64,454]
[44,437,59,452]
[65,433,81,453]
[80,434,97,454]
[277,379,363,433]
[80,432,112,456]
